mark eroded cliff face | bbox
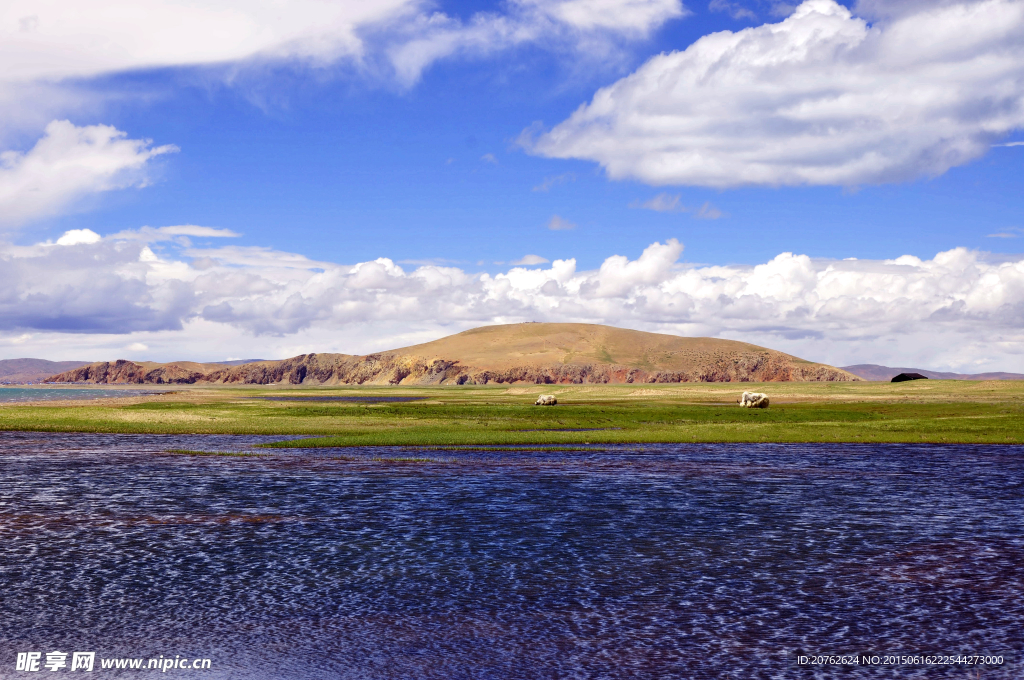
[440,352,854,384]
[46,350,857,385]
[54,360,152,384]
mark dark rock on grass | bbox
[892,372,928,383]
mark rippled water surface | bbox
[0,432,1021,679]
[0,387,162,402]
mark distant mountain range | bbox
[0,358,264,384]
[841,364,1024,381]
[0,359,93,384]
[44,323,858,385]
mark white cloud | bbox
[528,0,1024,187]
[0,0,687,141]
[6,228,1024,371]
[480,153,498,164]
[107,225,241,242]
[993,141,1024,148]
[379,0,687,85]
[154,225,241,238]
[0,0,685,98]
[524,0,687,32]
[852,0,973,20]
[55,229,101,245]
[987,228,1023,238]
[547,215,577,230]
[184,244,335,271]
[0,0,417,84]
[0,120,176,227]
[512,254,551,265]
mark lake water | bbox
[0,387,163,402]
[0,432,1021,678]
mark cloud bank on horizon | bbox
[3,228,1023,373]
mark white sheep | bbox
[535,394,558,406]
[739,391,769,408]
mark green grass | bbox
[164,449,267,457]
[2,381,1024,445]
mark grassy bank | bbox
[2,380,1024,445]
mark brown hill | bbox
[46,323,859,385]
[0,358,93,384]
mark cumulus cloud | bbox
[54,229,101,245]
[0,238,194,334]
[0,120,176,227]
[5,227,1024,371]
[529,0,1024,187]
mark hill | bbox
[842,364,1024,381]
[46,323,859,385]
[0,358,93,384]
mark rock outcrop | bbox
[46,323,861,385]
[55,359,151,384]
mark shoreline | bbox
[2,382,1023,445]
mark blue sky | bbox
[2,0,1024,370]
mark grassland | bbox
[2,380,1024,446]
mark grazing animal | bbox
[739,391,769,408]
[535,394,558,406]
